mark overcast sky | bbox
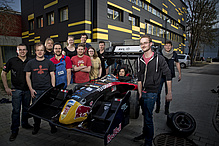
[7,0,21,12]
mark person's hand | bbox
[178,74,181,82]
[166,93,172,102]
[30,89,37,98]
[139,93,142,99]
[5,88,15,96]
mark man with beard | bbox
[134,35,172,146]
[44,38,54,59]
[24,42,56,134]
[71,43,91,83]
[50,42,72,88]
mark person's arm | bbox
[50,71,55,87]
[62,50,66,56]
[175,62,181,81]
[98,63,102,78]
[26,72,37,98]
[106,67,109,75]
[166,80,172,101]
[1,71,14,96]
[80,66,91,72]
[138,81,142,99]
[73,65,86,72]
[66,69,71,86]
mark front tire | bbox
[180,63,186,68]
[129,90,140,119]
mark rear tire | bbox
[180,63,186,68]
[129,90,140,119]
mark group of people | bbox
[1,33,181,146]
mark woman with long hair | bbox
[87,47,102,80]
[62,36,77,59]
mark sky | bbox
[5,0,21,12]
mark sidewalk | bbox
[0,69,219,146]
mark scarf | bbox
[162,49,173,59]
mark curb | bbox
[212,98,219,133]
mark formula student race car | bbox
[28,46,142,145]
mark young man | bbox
[50,42,72,88]
[44,38,54,59]
[75,33,91,53]
[155,40,181,114]
[135,35,172,146]
[97,41,113,77]
[71,43,91,83]
[24,42,56,135]
[1,44,32,141]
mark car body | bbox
[177,54,191,68]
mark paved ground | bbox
[0,62,219,146]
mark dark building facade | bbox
[21,0,187,54]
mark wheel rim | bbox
[174,114,192,130]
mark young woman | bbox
[87,47,102,80]
[62,36,77,59]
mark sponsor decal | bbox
[71,95,81,99]
[97,83,113,92]
[58,70,64,75]
[107,123,122,143]
[80,87,86,90]
[86,87,93,92]
[89,85,100,88]
[89,101,93,106]
[75,105,91,119]
[111,86,116,92]
[121,103,128,112]
[114,98,122,102]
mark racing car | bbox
[28,46,142,145]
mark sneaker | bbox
[51,126,57,134]
[32,127,40,135]
[22,124,33,129]
[133,134,145,142]
[9,133,18,141]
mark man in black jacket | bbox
[134,35,172,146]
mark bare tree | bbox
[186,0,218,64]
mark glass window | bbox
[132,0,136,4]
[29,20,34,30]
[148,5,152,12]
[37,16,43,28]
[60,6,68,22]
[153,8,156,15]
[147,23,152,34]
[152,25,156,36]
[144,3,148,11]
[138,0,142,7]
[107,5,123,22]
[129,14,140,26]
[157,27,160,37]
[166,31,170,40]
[160,28,164,38]
[47,12,54,25]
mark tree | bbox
[186,0,218,64]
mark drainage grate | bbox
[153,133,197,146]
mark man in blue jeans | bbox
[135,35,172,146]
[1,44,33,141]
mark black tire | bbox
[129,90,140,119]
[166,112,175,128]
[170,111,196,136]
[180,63,186,68]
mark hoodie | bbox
[137,52,172,93]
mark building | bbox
[21,0,187,54]
[0,9,22,66]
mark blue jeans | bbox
[141,92,157,146]
[11,89,31,133]
[156,77,170,109]
[32,90,45,128]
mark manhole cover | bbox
[153,133,197,146]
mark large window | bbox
[47,12,54,25]
[60,6,68,22]
[129,14,140,27]
[37,16,43,28]
[29,20,34,30]
[147,23,152,34]
[107,5,123,22]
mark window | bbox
[166,31,170,40]
[148,5,152,12]
[107,5,123,22]
[129,14,140,27]
[157,27,160,37]
[47,12,54,25]
[147,23,152,34]
[144,3,148,10]
[29,20,34,30]
[60,6,68,22]
[132,0,136,4]
[152,25,156,36]
[138,0,142,7]
[37,16,43,28]
[160,28,164,38]
[152,8,156,15]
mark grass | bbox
[0,68,11,90]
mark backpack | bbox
[55,56,67,89]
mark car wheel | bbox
[168,111,196,136]
[129,90,140,119]
[180,63,186,68]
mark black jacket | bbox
[137,52,172,93]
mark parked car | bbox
[177,54,191,68]
[212,56,219,62]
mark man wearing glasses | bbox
[1,44,33,141]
